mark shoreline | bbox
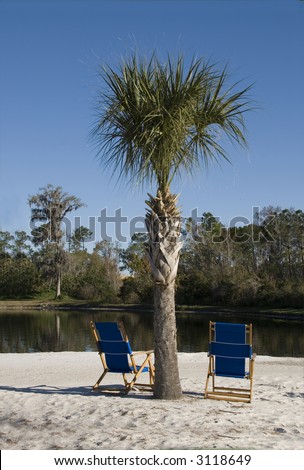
[0,352,303,450]
[0,300,303,319]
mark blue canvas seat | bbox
[91,321,155,394]
[204,321,256,403]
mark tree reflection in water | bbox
[0,310,303,357]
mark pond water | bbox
[0,309,303,357]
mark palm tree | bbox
[91,53,253,399]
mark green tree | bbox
[0,257,40,298]
[69,226,93,252]
[255,207,304,306]
[120,233,153,303]
[11,231,33,258]
[120,233,149,274]
[62,251,119,301]
[91,53,252,399]
[0,231,14,258]
[28,184,85,298]
[93,240,122,294]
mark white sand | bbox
[0,352,303,450]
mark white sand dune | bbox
[0,352,303,450]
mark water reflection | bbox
[0,309,303,357]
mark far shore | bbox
[0,299,303,319]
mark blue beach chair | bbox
[90,321,155,394]
[204,321,256,403]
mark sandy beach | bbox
[0,352,303,450]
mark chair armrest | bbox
[132,350,154,356]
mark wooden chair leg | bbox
[205,374,210,398]
[205,358,212,398]
[93,369,108,389]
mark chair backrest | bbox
[94,321,133,372]
[210,322,252,378]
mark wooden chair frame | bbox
[91,320,155,394]
[205,321,256,403]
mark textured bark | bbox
[153,282,182,399]
[146,188,183,400]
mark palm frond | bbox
[91,52,254,190]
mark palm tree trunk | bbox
[153,281,182,399]
[146,188,183,400]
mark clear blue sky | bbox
[1,0,303,247]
